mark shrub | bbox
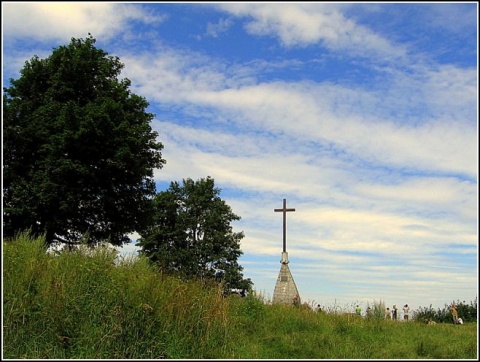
[413,297,477,324]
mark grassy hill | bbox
[3,232,477,359]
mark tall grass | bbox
[3,232,477,359]
[3,231,229,359]
[225,299,477,359]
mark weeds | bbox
[3,232,478,359]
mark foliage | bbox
[413,298,478,324]
[137,177,252,292]
[366,299,386,320]
[3,232,477,359]
[3,35,165,247]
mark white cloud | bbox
[423,65,477,121]
[115,241,140,256]
[120,45,476,181]
[423,3,478,34]
[206,17,234,38]
[151,118,476,257]
[216,3,407,60]
[2,3,166,42]
[193,83,476,178]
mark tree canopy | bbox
[137,177,252,292]
[3,35,166,247]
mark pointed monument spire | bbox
[272,199,300,305]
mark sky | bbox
[2,2,478,315]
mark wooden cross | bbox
[274,198,295,253]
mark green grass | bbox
[3,232,478,359]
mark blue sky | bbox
[2,2,478,313]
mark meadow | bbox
[3,232,477,359]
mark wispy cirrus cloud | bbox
[215,3,407,60]
[205,17,234,38]
[123,47,476,179]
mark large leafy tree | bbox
[137,177,252,291]
[3,35,166,247]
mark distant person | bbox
[403,304,410,321]
[385,307,392,319]
[392,305,398,320]
[451,303,459,324]
[355,305,362,315]
[293,294,300,307]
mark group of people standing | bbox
[353,304,410,320]
[309,301,463,324]
[384,304,410,320]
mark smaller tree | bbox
[137,177,252,292]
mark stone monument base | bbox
[272,252,300,305]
